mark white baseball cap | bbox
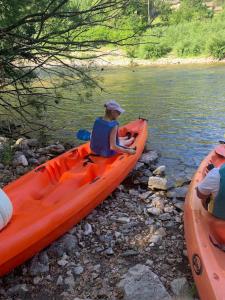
[104,100,125,114]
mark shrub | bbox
[138,42,171,59]
[208,38,225,59]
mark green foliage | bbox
[0,142,14,165]
[138,42,171,59]
[170,0,213,24]
[208,37,225,59]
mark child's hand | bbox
[128,148,136,155]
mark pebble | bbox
[72,265,84,275]
[116,217,130,223]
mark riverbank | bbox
[0,137,196,300]
[74,49,225,68]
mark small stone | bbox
[174,201,184,211]
[56,275,64,285]
[148,177,167,191]
[116,217,130,224]
[166,190,176,198]
[134,162,145,171]
[28,158,39,165]
[105,247,114,255]
[29,252,49,276]
[13,154,28,167]
[84,223,93,235]
[57,258,68,266]
[72,265,84,275]
[170,277,189,296]
[139,151,159,165]
[175,186,189,199]
[33,276,42,285]
[153,166,166,176]
[64,275,75,288]
[139,191,152,201]
[145,259,154,266]
[159,213,171,221]
[16,166,26,175]
[122,250,139,257]
[147,207,161,216]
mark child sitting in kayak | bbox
[90,100,136,157]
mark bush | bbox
[208,38,225,59]
[138,42,171,59]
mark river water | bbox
[50,64,225,179]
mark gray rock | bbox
[134,162,145,171]
[64,275,75,288]
[29,252,49,276]
[153,165,166,176]
[122,250,139,257]
[84,223,93,235]
[13,154,28,167]
[175,176,191,187]
[57,258,68,266]
[59,233,79,255]
[16,166,26,175]
[56,275,64,285]
[48,242,64,258]
[105,247,114,255]
[28,157,39,165]
[147,207,161,216]
[27,138,39,147]
[72,265,84,275]
[166,190,176,199]
[174,201,184,211]
[139,151,158,165]
[116,217,130,224]
[47,144,65,154]
[7,284,29,297]
[148,177,167,191]
[170,277,189,296]
[159,213,171,221]
[175,186,189,199]
[117,264,171,300]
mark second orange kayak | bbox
[184,144,225,300]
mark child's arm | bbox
[110,126,135,155]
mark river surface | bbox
[50,64,225,179]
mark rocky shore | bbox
[0,137,196,300]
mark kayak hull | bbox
[184,145,225,300]
[0,119,148,276]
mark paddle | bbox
[76,129,91,141]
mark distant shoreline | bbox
[90,55,225,68]
[73,50,225,68]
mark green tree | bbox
[170,0,213,24]
[0,0,142,134]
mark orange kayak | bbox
[184,144,225,300]
[0,119,148,276]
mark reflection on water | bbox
[49,64,225,177]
